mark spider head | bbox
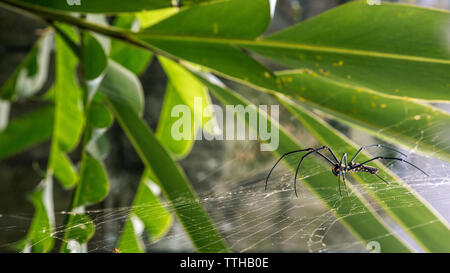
[331,165,340,176]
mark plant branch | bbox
[0,0,170,57]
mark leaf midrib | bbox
[136,33,450,64]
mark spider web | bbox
[1,103,449,253]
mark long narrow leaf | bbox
[104,95,229,252]
[278,96,450,252]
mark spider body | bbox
[265,144,428,197]
[332,162,378,176]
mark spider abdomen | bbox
[353,165,378,174]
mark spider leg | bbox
[293,146,335,197]
[265,149,314,191]
[357,156,429,176]
[350,144,407,163]
[338,172,342,197]
[374,173,389,185]
[324,146,340,164]
[342,153,349,196]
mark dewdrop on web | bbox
[170,96,279,151]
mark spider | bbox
[265,144,428,197]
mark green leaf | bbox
[77,153,109,206]
[52,25,84,152]
[136,7,179,29]
[0,32,52,101]
[198,74,412,252]
[110,15,153,75]
[82,32,107,81]
[276,70,450,163]
[89,101,114,129]
[156,81,195,159]
[103,95,229,252]
[134,1,449,103]
[157,57,217,158]
[98,60,144,116]
[15,177,54,253]
[136,0,280,92]
[9,0,214,13]
[117,169,173,253]
[48,26,85,188]
[0,105,53,160]
[278,95,450,252]
[62,214,95,253]
[243,2,450,101]
[50,145,78,188]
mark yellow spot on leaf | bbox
[213,23,218,34]
[319,69,330,76]
[380,104,387,108]
[333,60,344,67]
[264,72,271,78]
[370,101,376,108]
[296,95,306,102]
[356,88,363,93]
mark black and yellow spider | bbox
[265,144,428,197]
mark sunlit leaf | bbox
[136,7,179,29]
[157,57,216,158]
[48,25,85,188]
[156,81,195,159]
[50,145,78,188]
